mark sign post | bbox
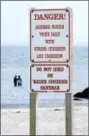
[65,93,72,135]
[30,92,37,135]
[30,7,73,135]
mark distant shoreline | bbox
[1,100,88,109]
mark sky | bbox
[1,1,88,46]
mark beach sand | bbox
[1,106,88,135]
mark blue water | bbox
[1,45,88,108]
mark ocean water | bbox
[1,45,88,108]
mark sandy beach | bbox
[1,105,88,135]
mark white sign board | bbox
[30,9,70,63]
[30,64,70,92]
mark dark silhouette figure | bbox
[13,75,18,87]
[17,75,22,87]
[74,87,89,100]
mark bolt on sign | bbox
[30,64,70,92]
[30,9,71,63]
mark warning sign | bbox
[30,9,71,63]
[30,64,70,92]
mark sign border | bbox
[30,8,71,63]
[30,64,70,93]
